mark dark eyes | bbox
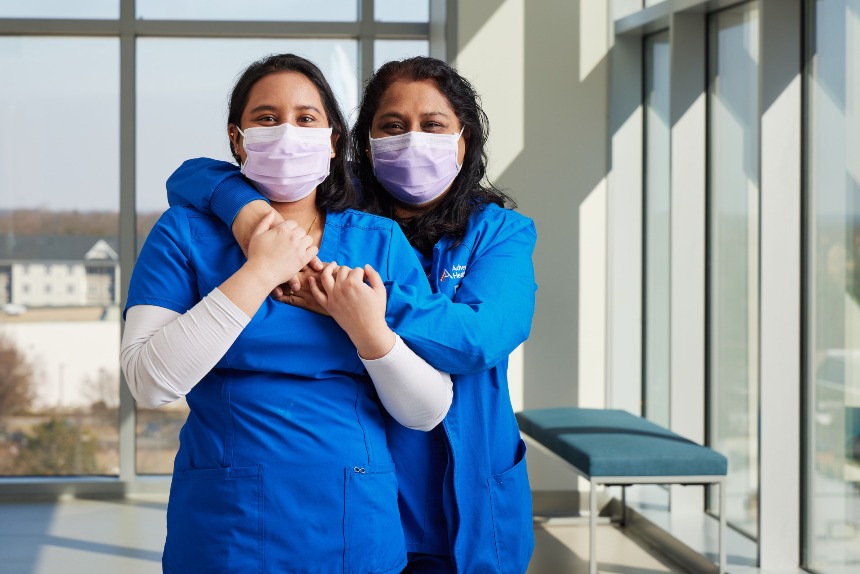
[253,114,318,125]
[379,121,446,133]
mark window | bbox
[374,40,430,71]
[707,2,760,538]
[0,1,118,19]
[0,1,432,488]
[0,37,120,477]
[806,0,860,570]
[135,0,357,22]
[643,30,671,427]
[375,0,429,22]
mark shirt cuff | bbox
[210,175,268,228]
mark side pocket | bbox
[488,440,535,574]
[163,466,263,574]
[343,463,407,574]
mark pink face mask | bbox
[368,127,464,205]
[238,122,333,203]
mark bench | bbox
[516,407,728,574]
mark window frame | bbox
[0,0,436,498]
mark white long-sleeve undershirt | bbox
[120,288,452,431]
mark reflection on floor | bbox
[0,495,689,574]
[528,519,688,574]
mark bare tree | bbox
[0,334,35,416]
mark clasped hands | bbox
[239,201,394,359]
[273,259,385,320]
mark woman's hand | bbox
[234,201,324,299]
[244,212,318,290]
[309,263,395,359]
[274,263,330,316]
[233,200,283,257]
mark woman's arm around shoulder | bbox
[385,208,538,374]
[166,157,270,232]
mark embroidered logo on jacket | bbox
[440,264,466,282]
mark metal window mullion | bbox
[117,0,137,484]
[359,0,375,86]
[0,19,426,40]
[0,19,119,35]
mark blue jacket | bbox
[167,158,538,573]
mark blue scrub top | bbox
[165,158,539,574]
[126,206,430,574]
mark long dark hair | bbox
[351,57,515,254]
[228,53,354,212]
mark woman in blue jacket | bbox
[121,54,456,574]
[167,57,537,574]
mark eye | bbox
[381,122,405,133]
[298,115,316,124]
[423,121,446,132]
[255,114,278,124]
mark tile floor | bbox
[0,495,690,574]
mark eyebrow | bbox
[247,104,324,115]
[377,110,450,120]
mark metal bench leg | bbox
[621,485,627,527]
[718,481,726,574]
[589,481,597,574]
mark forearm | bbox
[360,335,453,431]
[120,289,249,408]
[385,279,535,374]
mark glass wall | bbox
[0,37,121,476]
[806,0,860,569]
[376,0,429,22]
[643,30,671,427]
[375,40,430,71]
[136,0,357,21]
[707,2,760,538]
[0,3,430,484]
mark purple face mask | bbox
[238,122,333,203]
[368,127,464,205]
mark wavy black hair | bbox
[351,56,515,254]
[227,53,354,212]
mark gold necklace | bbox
[306,211,318,237]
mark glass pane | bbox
[374,39,430,71]
[375,0,429,23]
[707,3,760,538]
[643,31,671,427]
[135,39,358,473]
[0,0,117,19]
[137,0,357,22]
[806,0,860,570]
[0,37,120,476]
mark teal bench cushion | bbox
[516,407,728,478]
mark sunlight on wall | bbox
[580,0,609,82]
[579,179,607,408]
[456,0,524,179]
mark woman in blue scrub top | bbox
[167,57,537,574]
[120,54,455,574]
